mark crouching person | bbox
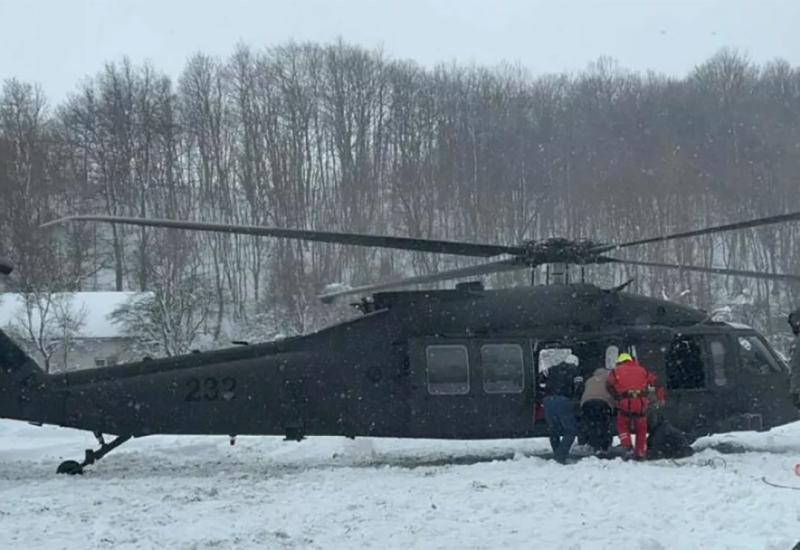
[580,368,614,456]
[540,354,583,464]
[647,410,694,460]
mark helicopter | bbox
[1,212,799,475]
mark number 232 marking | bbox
[185,377,236,401]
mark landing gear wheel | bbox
[57,460,84,475]
[56,434,132,475]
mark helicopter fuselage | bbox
[2,284,797,442]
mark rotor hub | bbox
[519,238,606,266]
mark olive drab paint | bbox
[6,210,799,474]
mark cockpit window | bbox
[736,336,781,375]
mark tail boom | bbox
[0,329,63,424]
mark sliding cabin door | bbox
[408,337,534,438]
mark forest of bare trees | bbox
[2,42,800,345]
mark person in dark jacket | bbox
[646,410,694,460]
[539,354,584,464]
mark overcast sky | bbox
[1,0,799,102]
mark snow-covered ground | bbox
[1,420,798,550]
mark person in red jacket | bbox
[606,352,665,460]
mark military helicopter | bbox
[1,212,799,475]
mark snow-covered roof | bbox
[0,292,148,339]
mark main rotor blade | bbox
[594,210,800,254]
[318,258,525,302]
[0,256,13,276]
[601,256,800,283]
[43,216,522,258]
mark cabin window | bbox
[481,344,524,393]
[666,336,706,389]
[708,338,728,386]
[94,358,107,367]
[605,345,620,370]
[737,335,781,375]
[426,345,469,395]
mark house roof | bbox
[0,292,148,339]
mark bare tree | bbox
[5,292,87,372]
[6,43,800,345]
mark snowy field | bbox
[1,420,799,550]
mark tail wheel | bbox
[56,460,84,475]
